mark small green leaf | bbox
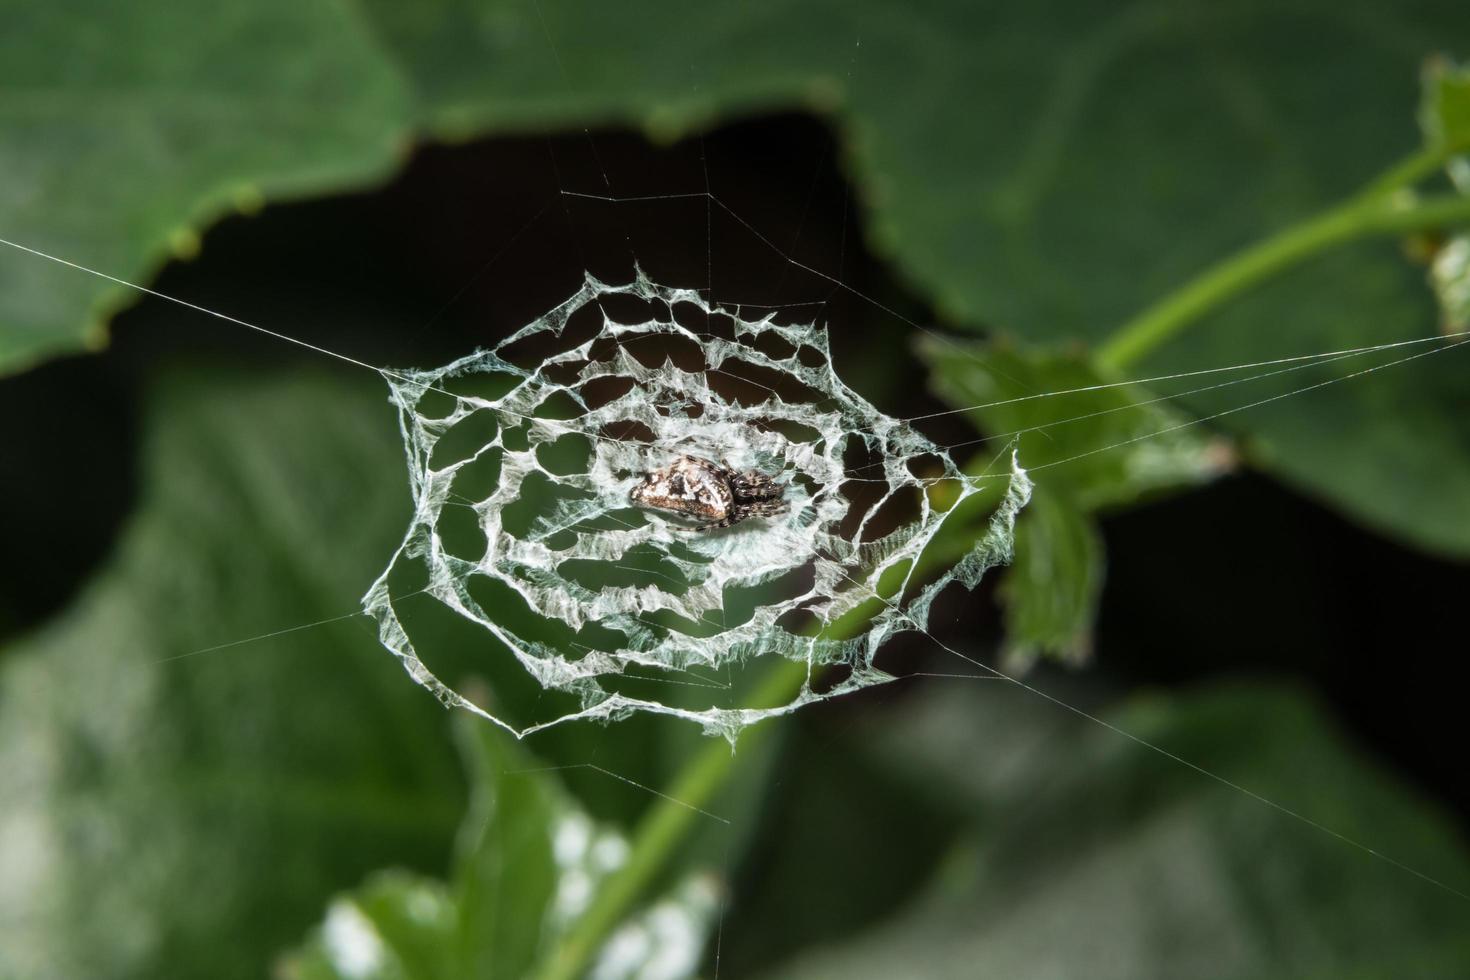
[920,337,1228,660]
[1420,57,1470,153]
[919,338,1231,510]
[1431,234,1470,330]
[281,716,720,980]
[999,486,1103,666]
[1420,59,1470,333]
[280,871,457,980]
[449,715,565,978]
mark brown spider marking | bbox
[629,455,786,531]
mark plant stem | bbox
[534,489,1007,980]
[533,657,808,980]
[1096,179,1470,373]
[1355,146,1448,200]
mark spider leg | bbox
[732,472,782,501]
[683,514,737,532]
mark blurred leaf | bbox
[281,715,719,980]
[712,716,965,976]
[920,337,1228,660]
[281,871,458,980]
[0,347,741,980]
[1421,60,1470,333]
[1172,244,1470,554]
[587,876,721,980]
[1421,57,1470,153]
[1431,234,1470,329]
[450,713,563,979]
[919,339,1230,509]
[0,2,411,373]
[0,366,468,980]
[769,681,1470,979]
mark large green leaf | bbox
[0,1,410,371]
[768,681,1470,979]
[0,366,468,979]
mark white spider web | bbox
[363,268,1030,741]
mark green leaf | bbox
[1431,234,1470,329]
[919,338,1230,509]
[281,715,720,980]
[0,367,467,980]
[1420,57,1470,154]
[773,681,1470,979]
[280,871,458,980]
[0,1,410,372]
[920,337,1228,660]
[449,714,563,979]
[1164,242,1470,555]
[999,486,1103,666]
[1421,59,1470,333]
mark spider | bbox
[629,455,787,531]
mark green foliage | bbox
[368,0,1470,554]
[999,487,1104,665]
[770,682,1470,979]
[919,338,1228,659]
[3,3,1470,978]
[281,717,717,980]
[0,361,736,979]
[0,1,409,371]
[0,369,465,979]
[920,341,1231,510]
[1431,235,1470,329]
[1421,58,1470,330]
[1421,56,1470,153]
[4,1,1468,551]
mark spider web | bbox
[363,268,1030,741]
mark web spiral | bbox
[363,271,1030,740]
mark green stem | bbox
[1096,183,1470,373]
[1354,146,1450,200]
[534,492,1003,980]
[533,658,807,980]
